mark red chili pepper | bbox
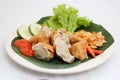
[86,45,96,58]
[92,49,104,54]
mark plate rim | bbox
[5,26,114,74]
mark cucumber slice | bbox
[17,26,33,40]
[29,23,41,35]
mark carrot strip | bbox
[86,45,96,58]
[92,49,104,54]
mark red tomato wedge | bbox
[14,39,34,57]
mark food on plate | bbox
[17,26,33,40]
[75,30,106,49]
[13,26,106,63]
[92,49,104,54]
[30,26,52,45]
[29,23,41,35]
[70,34,82,44]
[12,4,108,64]
[86,44,96,58]
[14,39,34,57]
[32,43,54,61]
[70,39,88,60]
[53,29,75,63]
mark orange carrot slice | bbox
[92,49,104,54]
[86,45,96,58]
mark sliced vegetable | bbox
[17,26,33,40]
[29,23,41,35]
[92,49,104,54]
[14,39,34,57]
[86,45,96,58]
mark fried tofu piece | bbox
[70,40,88,61]
[30,31,50,45]
[50,30,56,45]
[54,29,75,63]
[75,30,92,40]
[29,26,53,45]
[32,42,54,61]
[70,34,82,44]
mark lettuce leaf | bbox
[43,4,91,33]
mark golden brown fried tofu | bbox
[70,34,82,44]
[29,31,50,45]
[75,30,92,40]
[70,39,88,61]
[29,26,54,45]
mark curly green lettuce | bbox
[43,4,91,33]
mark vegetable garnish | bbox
[92,49,104,54]
[86,45,96,58]
[43,4,91,33]
[86,45,104,57]
[29,23,41,35]
[17,26,33,40]
[14,39,34,57]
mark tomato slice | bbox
[14,39,34,57]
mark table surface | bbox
[0,0,120,80]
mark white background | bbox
[0,0,120,80]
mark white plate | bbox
[5,25,114,74]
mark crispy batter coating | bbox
[29,26,54,45]
[70,39,88,60]
[29,31,50,45]
[32,42,54,61]
[70,34,82,44]
[74,30,106,48]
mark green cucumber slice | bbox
[17,26,33,40]
[29,23,41,35]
